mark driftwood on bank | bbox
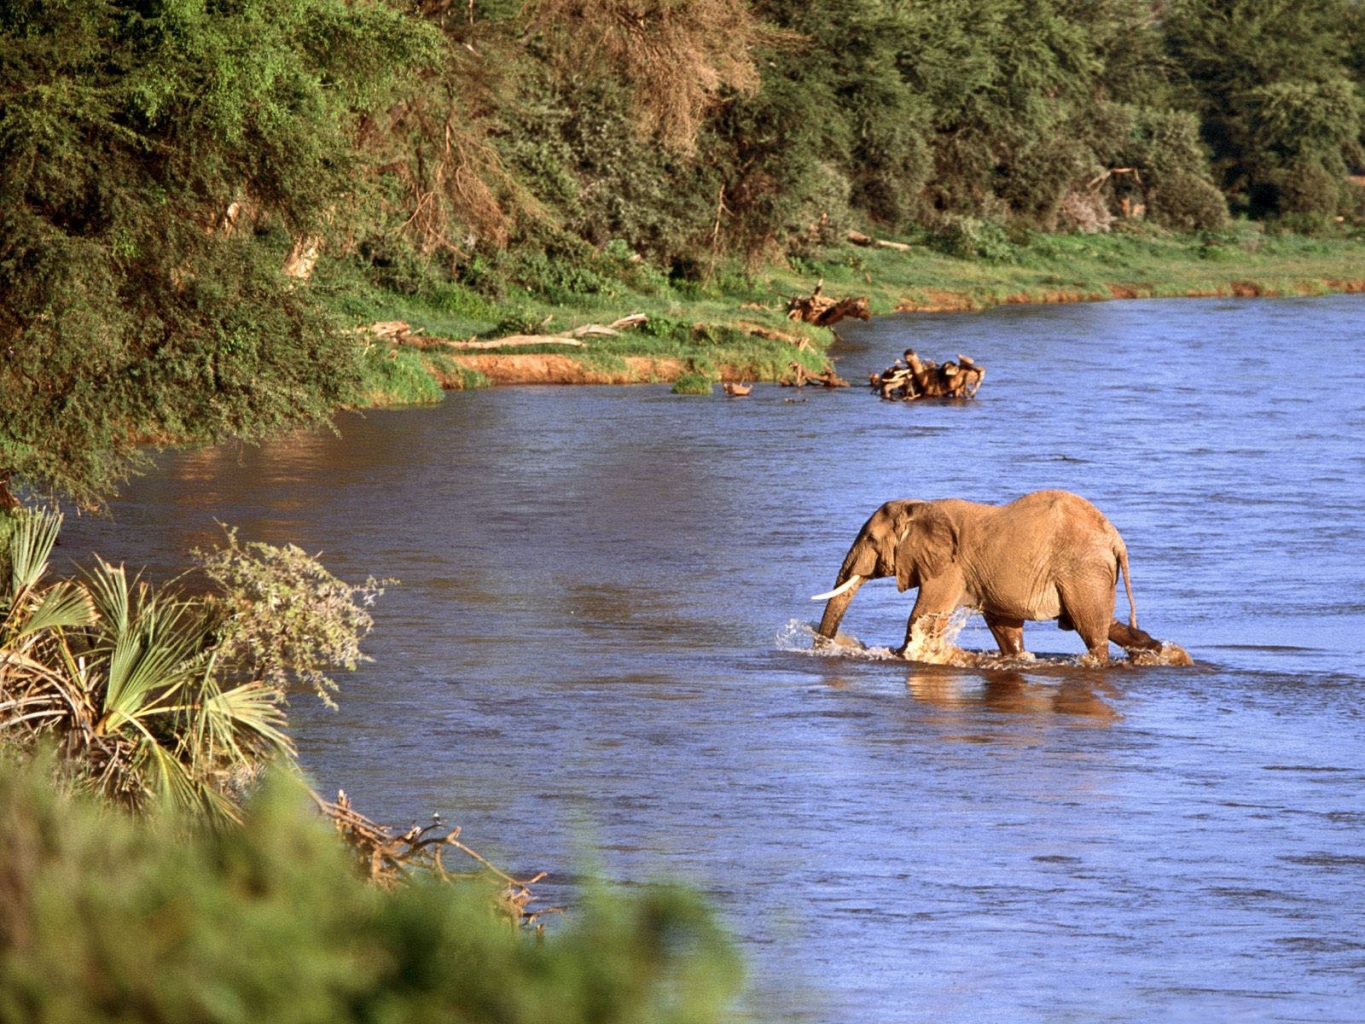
[444,335,586,349]
[360,314,648,351]
[871,349,985,400]
[313,788,555,930]
[786,281,871,328]
[847,230,913,252]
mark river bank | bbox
[333,222,1365,396]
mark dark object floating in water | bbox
[871,349,985,400]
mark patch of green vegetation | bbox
[435,356,491,391]
[754,221,1365,314]
[670,372,715,395]
[355,345,446,406]
[0,756,743,1024]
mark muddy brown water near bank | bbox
[62,295,1365,1023]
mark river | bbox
[61,295,1365,1023]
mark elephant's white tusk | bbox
[811,575,862,601]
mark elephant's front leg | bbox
[983,612,1026,657]
[900,582,964,659]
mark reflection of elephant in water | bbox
[813,490,1163,664]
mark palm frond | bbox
[6,508,63,601]
[9,581,97,640]
[202,681,295,760]
[84,561,211,723]
[83,558,133,640]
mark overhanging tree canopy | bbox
[0,0,438,508]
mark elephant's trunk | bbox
[816,573,866,638]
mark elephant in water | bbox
[812,490,1165,664]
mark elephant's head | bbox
[813,500,959,639]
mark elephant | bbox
[812,490,1164,664]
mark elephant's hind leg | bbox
[1057,587,1114,664]
[984,613,1026,657]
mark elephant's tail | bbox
[1116,542,1139,630]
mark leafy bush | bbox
[0,0,439,508]
[931,217,1018,261]
[0,511,385,820]
[671,372,715,395]
[0,759,744,1024]
[194,529,391,709]
[1165,0,1364,224]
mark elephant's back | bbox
[986,489,1123,584]
[1010,490,1123,545]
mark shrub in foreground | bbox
[0,509,385,822]
[0,759,743,1024]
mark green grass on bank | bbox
[326,221,1365,403]
[778,221,1365,312]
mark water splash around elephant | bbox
[1124,642,1194,667]
[779,617,1193,668]
[776,619,900,660]
[778,612,982,665]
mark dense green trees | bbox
[1165,0,1365,226]
[4,0,1365,508]
[0,0,437,507]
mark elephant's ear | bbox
[895,504,958,592]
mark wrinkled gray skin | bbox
[816,490,1162,663]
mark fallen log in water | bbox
[870,349,985,400]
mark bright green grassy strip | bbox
[315,256,835,392]
[758,222,1365,313]
[313,258,508,340]
[321,223,1365,403]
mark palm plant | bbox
[0,510,295,822]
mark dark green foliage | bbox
[0,0,438,506]
[728,0,1229,239]
[931,218,1018,262]
[494,73,722,270]
[1165,0,1365,224]
[0,758,743,1024]
[1118,108,1230,231]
